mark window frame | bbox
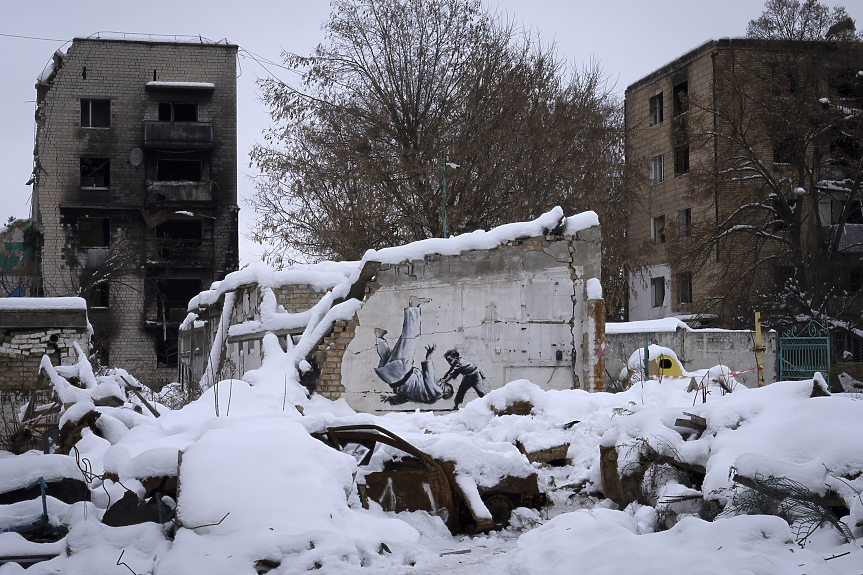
[649,93,664,126]
[80,157,110,189]
[650,154,664,185]
[80,99,111,128]
[652,214,666,245]
[672,81,688,117]
[677,208,692,238]
[677,272,693,305]
[78,217,110,248]
[651,277,666,308]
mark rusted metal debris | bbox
[490,401,533,417]
[55,409,101,455]
[319,425,543,534]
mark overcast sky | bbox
[0,0,808,264]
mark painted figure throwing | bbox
[441,349,487,409]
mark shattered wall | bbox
[180,210,605,413]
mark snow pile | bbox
[510,511,842,575]
[159,418,419,574]
[4,342,863,573]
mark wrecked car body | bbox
[319,425,543,534]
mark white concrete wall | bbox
[606,327,777,388]
[340,238,594,412]
[629,264,672,321]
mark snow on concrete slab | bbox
[0,297,87,310]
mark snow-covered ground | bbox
[2,342,863,573]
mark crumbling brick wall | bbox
[275,285,329,314]
[0,328,89,391]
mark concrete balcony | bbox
[146,180,213,203]
[143,121,213,150]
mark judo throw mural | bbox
[374,296,487,406]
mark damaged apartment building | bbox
[29,37,239,388]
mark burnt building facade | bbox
[31,37,239,388]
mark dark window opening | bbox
[773,138,796,164]
[651,277,666,308]
[154,220,204,259]
[658,358,673,370]
[80,158,110,188]
[80,99,110,128]
[844,200,863,224]
[87,282,110,308]
[157,160,201,182]
[154,278,202,367]
[850,267,863,293]
[78,217,110,248]
[674,146,690,175]
[652,215,666,244]
[156,220,204,241]
[156,335,179,367]
[649,93,664,126]
[158,102,197,122]
[673,81,688,116]
[677,272,693,304]
[677,208,692,238]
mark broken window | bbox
[677,208,691,238]
[158,102,197,122]
[80,99,110,128]
[80,158,110,188]
[677,272,693,305]
[651,277,666,308]
[157,160,201,182]
[672,81,688,116]
[78,217,110,248]
[650,154,664,185]
[86,282,110,308]
[649,93,663,126]
[155,278,203,367]
[154,220,204,259]
[155,220,204,241]
[652,215,666,244]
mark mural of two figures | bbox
[374,296,487,408]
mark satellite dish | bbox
[129,148,143,166]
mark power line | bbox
[0,32,66,42]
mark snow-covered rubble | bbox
[4,339,863,573]
[2,206,862,572]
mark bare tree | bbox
[250,0,632,315]
[672,0,863,328]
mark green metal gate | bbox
[779,319,830,381]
